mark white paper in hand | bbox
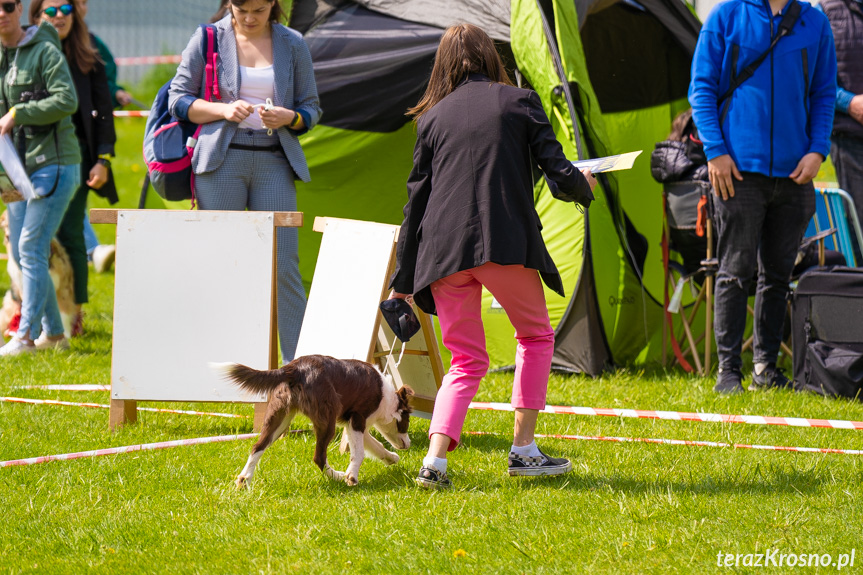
[572,150,643,174]
[0,134,35,203]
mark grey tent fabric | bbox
[304,4,442,131]
[353,0,512,40]
[552,233,612,374]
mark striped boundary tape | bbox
[3,398,861,465]
[467,431,863,456]
[114,110,149,117]
[0,397,250,419]
[115,55,182,66]
[19,385,110,391]
[0,433,259,468]
[469,402,863,431]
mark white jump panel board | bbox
[295,218,398,360]
[111,210,273,403]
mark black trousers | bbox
[54,163,90,305]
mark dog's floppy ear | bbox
[397,386,414,411]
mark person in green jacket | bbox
[0,1,81,356]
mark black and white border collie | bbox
[214,355,413,487]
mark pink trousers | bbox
[429,263,555,451]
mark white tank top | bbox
[238,65,275,131]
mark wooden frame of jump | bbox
[91,208,302,431]
[296,217,443,417]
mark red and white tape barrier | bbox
[115,55,182,66]
[0,397,249,419]
[0,433,260,468]
[468,431,863,456]
[19,384,110,391]
[469,402,863,431]
[113,110,149,118]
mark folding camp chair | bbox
[806,187,863,267]
[661,180,717,375]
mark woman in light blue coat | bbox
[168,0,321,362]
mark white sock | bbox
[510,440,541,458]
[754,362,768,376]
[422,455,447,474]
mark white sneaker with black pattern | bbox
[508,447,572,477]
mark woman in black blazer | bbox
[390,24,596,489]
[32,0,116,338]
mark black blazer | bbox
[69,35,117,203]
[391,74,593,314]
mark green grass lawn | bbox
[2,273,863,573]
[2,287,863,573]
[1,106,861,573]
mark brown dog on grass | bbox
[214,354,413,487]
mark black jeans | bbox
[713,173,815,371]
[55,171,90,305]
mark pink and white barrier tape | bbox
[468,431,863,456]
[113,110,149,118]
[469,402,863,431]
[115,55,182,66]
[0,397,249,419]
[0,433,258,468]
[19,385,110,391]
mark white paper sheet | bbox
[572,150,643,174]
[0,134,35,203]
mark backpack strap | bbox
[717,1,802,109]
[200,24,221,102]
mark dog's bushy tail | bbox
[210,362,296,395]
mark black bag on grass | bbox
[791,267,863,399]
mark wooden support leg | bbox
[679,313,704,374]
[661,305,668,366]
[253,402,268,432]
[704,275,713,375]
[109,399,137,431]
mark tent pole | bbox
[535,0,585,160]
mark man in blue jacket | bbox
[689,0,836,393]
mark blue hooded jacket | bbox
[689,0,837,177]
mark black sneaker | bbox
[416,466,452,489]
[714,367,745,394]
[508,448,572,477]
[749,365,792,391]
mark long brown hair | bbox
[210,0,230,23]
[668,109,694,142]
[29,0,99,75]
[229,0,286,24]
[408,23,512,120]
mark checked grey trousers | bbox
[195,129,306,362]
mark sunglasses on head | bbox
[43,4,73,17]
[0,2,18,15]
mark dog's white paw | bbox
[383,451,399,465]
[345,474,359,487]
[325,465,345,482]
[235,475,250,490]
